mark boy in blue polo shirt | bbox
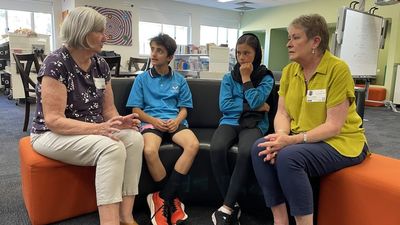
[126,33,199,225]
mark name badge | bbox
[93,78,105,89]
[306,89,326,102]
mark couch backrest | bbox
[111,78,135,116]
[111,77,222,129]
[186,79,222,128]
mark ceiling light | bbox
[234,1,255,11]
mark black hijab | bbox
[233,33,277,131]
[231,33,272,86]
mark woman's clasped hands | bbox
[97,113,141,140]
[257,132,293,164]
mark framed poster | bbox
[88,6,133,46]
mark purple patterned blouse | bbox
[31,47,111,134]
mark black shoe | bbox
[212,210,233,225]
[231,204,241,225]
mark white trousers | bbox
[31,129,143,206]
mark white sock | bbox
[218,206,232,215]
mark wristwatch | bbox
[302,132,307,143]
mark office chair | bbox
[128,57,150,72]
[103,56,121,77]
[13,53,40,132]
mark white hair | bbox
[60,7,106,49]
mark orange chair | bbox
[19,136,97,225]
[366,86,386,107]
[318,153,400,225]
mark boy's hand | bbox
[152,118,169,132]
[166,119,179,133]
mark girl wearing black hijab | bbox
[210,33,275,225]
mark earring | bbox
[312,48,315,54]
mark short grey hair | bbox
[289,14,329,53]
[60,7,106,49]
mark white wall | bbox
[2,0,240,70]
[69,0,241,70]
[240,0,400,100]
[1,0,54,13]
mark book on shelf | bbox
[176,44,208,54]
[174,55,209,72]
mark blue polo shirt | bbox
[126,67,193,127]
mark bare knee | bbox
[183,139,199,158]
[143,145,160,163]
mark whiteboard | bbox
[334,7,384,77]
[393,64,400,104]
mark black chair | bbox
[128,57,150,72]
[103,56,121,77]
[13,53,40,132]
[33,48,46,62]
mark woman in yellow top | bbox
[251,14,368,225]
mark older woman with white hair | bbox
[30,7,143,225]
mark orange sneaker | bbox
[147,192,169,225]
[169,197,188,225]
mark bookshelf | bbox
[174,54,209,78]
[173,46,229,78]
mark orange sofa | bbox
[19,136,97,225]
[318,153,400,225]
[21,132,400,225]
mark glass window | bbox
[0,10,6,35]
[227,28,238,49]
[139,21,189,55]
[7,10,31,32]
[34,12,53,51]
[0,9,55,51]
[175,26,188,45]
[162,24,174,38]
[34,13,52,35]
[200,25,217,46]
[139,22,162,55]
[200,25,237,49]
[217,27,227,46]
